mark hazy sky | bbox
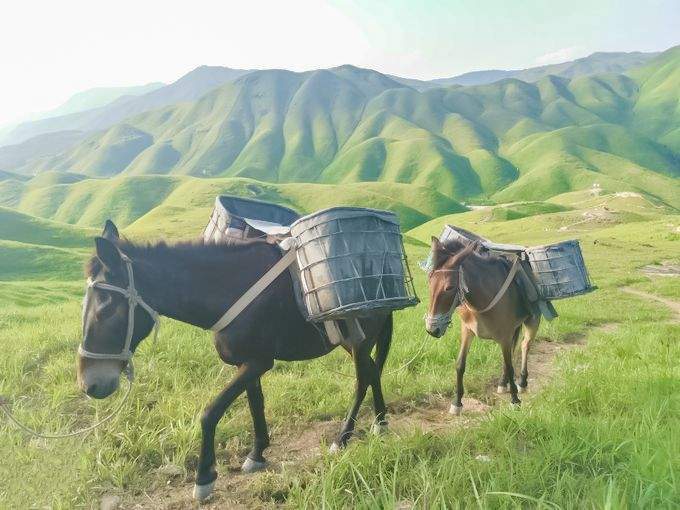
[1,0,678,126]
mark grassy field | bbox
[0,187,678,508]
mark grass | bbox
[0,174,466,234]
[0,191,678,508]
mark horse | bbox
[76,220,393,501]
[424,236,540,414]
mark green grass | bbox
[9,47,679,207]
[0,193,678,508]
[0,174,466,235]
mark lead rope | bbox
[0,366,133,440]
[326,337,428,379]
[0,255,159,439]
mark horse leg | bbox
[194,359,272,501]
[450,324,473,415]
[501,340,521,406]
[498,327,520,393]
[241,378,270,473]
[519,317,539,392]
[331,345,372,451]
[368,356,388,435]
[497,364,510,394]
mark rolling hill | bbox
[1,66,251,147]
[0,173,466,234]
[12,47,678,209]
[0,82,164,145]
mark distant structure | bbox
[590,183,602,196]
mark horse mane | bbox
[439,238,506,267]
[85,236,272,278]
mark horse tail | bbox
[374,313,393,375]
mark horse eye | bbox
[444,285,455,292]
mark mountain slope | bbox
[33,83,165,120]
[0,83,164,145]
[424,51,659,88]
[0,131,85,172]
[1,66,251,147]
[11,47,680,208]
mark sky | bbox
[0,0,678,127]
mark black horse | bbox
[77,221,392,500]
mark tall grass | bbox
[0,212,678,508]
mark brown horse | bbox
[77,221,393,501]
[424,237,540,414]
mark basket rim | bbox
[214,194,300,219]
[291,206,400,233]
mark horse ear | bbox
[95,237,122,271]
[102,220,119,241]
[431,236,443,252]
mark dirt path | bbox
[119,325,613,509]
[621,287,680,323]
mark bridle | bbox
[78,253,160,381]
[425,267,466,331]
[425,254,520,331]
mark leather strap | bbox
[210,247,298,332]
[475,256,520,313]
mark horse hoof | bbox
[241,457,267,473]
[518,385,527,394]
[193,481,215,501]
[371,421,388,436]
[329,442,341,453]
[497,384,509,394]
[449,404,463,416]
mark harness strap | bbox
[474,256,520,313]
[210,246,298,332]
[79,254,160,365]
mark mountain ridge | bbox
[1,66,251,147]
[2,47,678,211]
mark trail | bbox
[118,324,615,509]
[117,288,680,509]
[621,287,680,323]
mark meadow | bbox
[0,186,678,508]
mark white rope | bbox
[0,374,132,440]
[326,338,427,379]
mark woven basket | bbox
[290,207,419,321]
[437,225,593,300]
[203,195,299,244]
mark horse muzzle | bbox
[77,357,123,399]
[424,314,450,338]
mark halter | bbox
[425,267,465,331]
[78,253,160,380]
[425,256,520,330]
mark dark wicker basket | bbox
[290,207,419,321]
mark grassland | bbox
[0,187,678,508]
[0,173,466,234]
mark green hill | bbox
[17,48,678,208]
[0,207,95,248]
[2,67,251,147]
[0,174,466,236]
